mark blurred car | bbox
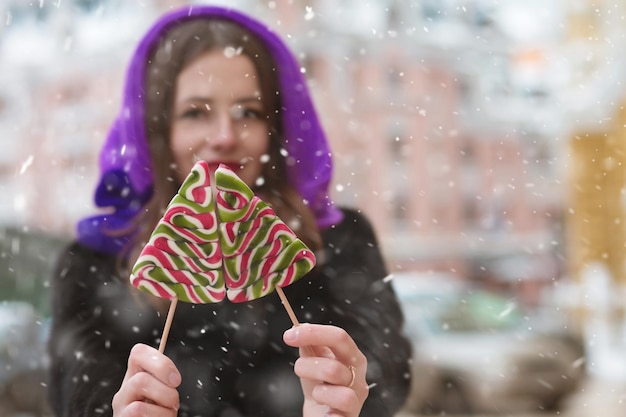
[0,301,52,417]
[391,272,586,415]
[0,227,67,416]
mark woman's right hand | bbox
[112,343,181,417]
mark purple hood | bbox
[78,5,343,254]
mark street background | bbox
[394,377,626,417]
[2,0,626,416]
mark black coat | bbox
[47,208,412,417]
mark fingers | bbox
[283,324,369,416]
[283,324,366,367]
[114,399,178,417]
[311,384,362,416]
[118,369,180,406]
[112,343,180,416]
[294,355,369,403]
[125,344,181,387]
[293,357,354,387]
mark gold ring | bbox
[348,365,356,388]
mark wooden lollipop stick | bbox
[275,286,300,325]
[275,286,315,356]
[158,297,179,353]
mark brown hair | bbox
[123,18,321,277]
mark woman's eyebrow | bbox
[174,96,212,106]
[236,96,263,105]
[175,95,261,105]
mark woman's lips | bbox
[207,162,242,173]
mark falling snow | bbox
[1,1,626,416]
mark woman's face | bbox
[170,50,271,187]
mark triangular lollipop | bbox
[130,161,225,303]
[129,161,316,352]
[215,164,317,302]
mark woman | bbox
[47,5,412,417]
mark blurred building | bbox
[558,0,626,376]
[0,0,607,301]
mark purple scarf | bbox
[77,5,342,254]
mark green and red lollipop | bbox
[130,161,316,351]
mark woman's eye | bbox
[180,108,205,119]
[243,108,263,119]
[232,106,263,120]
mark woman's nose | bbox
[209,113,237,150]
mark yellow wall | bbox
[567,110,626,286]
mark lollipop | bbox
[129,161,316,351]
[215,164,316,302]
[130,160,225,304]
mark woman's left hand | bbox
[283,323,369,417]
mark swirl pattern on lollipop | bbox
[130,161,225,303]
[130,161,316,304]
[215,164,316,302]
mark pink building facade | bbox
[0,1,562,292]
